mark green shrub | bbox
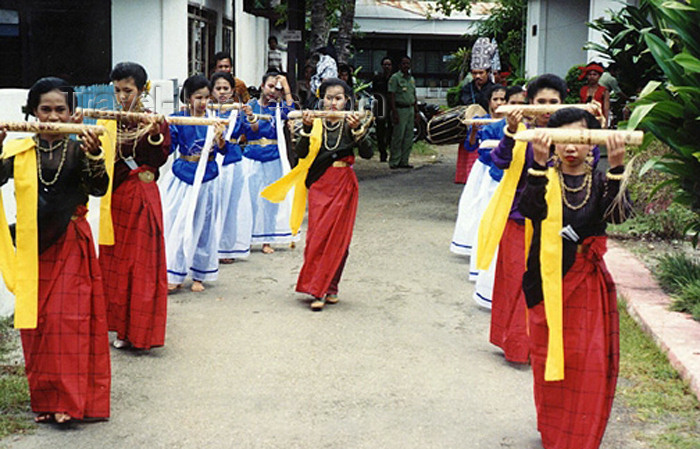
[610,203,696,241]
[564,64,586,104]
[655,253,700,321]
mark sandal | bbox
[220,258,235,264]
[325,294,339,304]
[35,413,55,423]
[167,283,182,293]
[262,244,275,254]
[112,339,131,350]
[310,297,325,311]
[191,281,205,292]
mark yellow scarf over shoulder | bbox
[96,119,117,245]
[260,119,323,235]
[476,123,527,270]
[0,138,38,329]
[541,167,564,381]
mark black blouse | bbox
[518,163,630,307]
[295,120,373,188]
[0,138,109,253]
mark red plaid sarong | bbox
[455,142,478,184]
[20,206,111,419]
[100,168,167,349]
[489,219,530,363]
[529,236,619,449]
[296,157,358,298]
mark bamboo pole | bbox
[286,110,370,120]
[479,139,501,149]
[513,128,644,145]
[78,108,272,124]
[495,104,592,115]
[460,118,502,126]
[0,121,107,135]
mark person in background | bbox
[337,63,354,91]
[579,62,610,128]
[295,63,315,108]
[267,36,285,73]
[388,55,417,170]
[213,51,250,103]
[372,56,393,162]
[456,37,497,184]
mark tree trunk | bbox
[309,0,329,52]
[336,0,357,64]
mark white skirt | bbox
[217,161,252,259]
[468,172,501,281]
[243,157,298,245]
[472,248,497,309]
[162,174,221,284]
[450,159,488,255]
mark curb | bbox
[606,241,700,402]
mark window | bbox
[188,5,217,76]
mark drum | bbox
[426,104,487,145]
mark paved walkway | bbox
[606,242,700,401]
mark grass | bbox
[617,298,700,448]
[411,140,438,157]
[0,316,32,439]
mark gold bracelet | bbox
[85,148,105,161]
[606,170,625,181]
[247,115,259,124]
[503,125,517,138]
[147,133,164,146]
[527,167,548,177]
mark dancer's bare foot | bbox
[220,258,235,264]
[167,283,182,293]
[191,281,205,292]
[262,244,274,254]
[112,339,131,350]
[54,413,71,424]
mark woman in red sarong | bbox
[519,108,630,449]
[295,78,373,311]
[99,62,171,350]
[0,77,111,424]
[579,63,610,128]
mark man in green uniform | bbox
[388,56,417,169]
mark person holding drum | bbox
[456,37,497,184]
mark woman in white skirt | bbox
[210,72,253,264]
[453,86,527,308]
[162,75,233,292]
[241,71,297,254]
[450,85,508,258]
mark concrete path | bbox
[606,243,700,401]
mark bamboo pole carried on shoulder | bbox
[0,121,107,135]
[495,104,592,116]
[513,128,644,145]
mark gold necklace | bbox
[35,137,69,186]
[558,169,592,210]
[323,120,344,151]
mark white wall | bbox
[235,2,269,89]
[525,0,589,79]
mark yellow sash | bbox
[97,119,117,245]
[0,138,39,329]
[261,119,323,235]
[476,123,527,270]
[541,167,564,381]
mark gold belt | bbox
[179,154,216,162]
[247,138,277,146]
[138,171,155,183]
[332,161,350,167]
